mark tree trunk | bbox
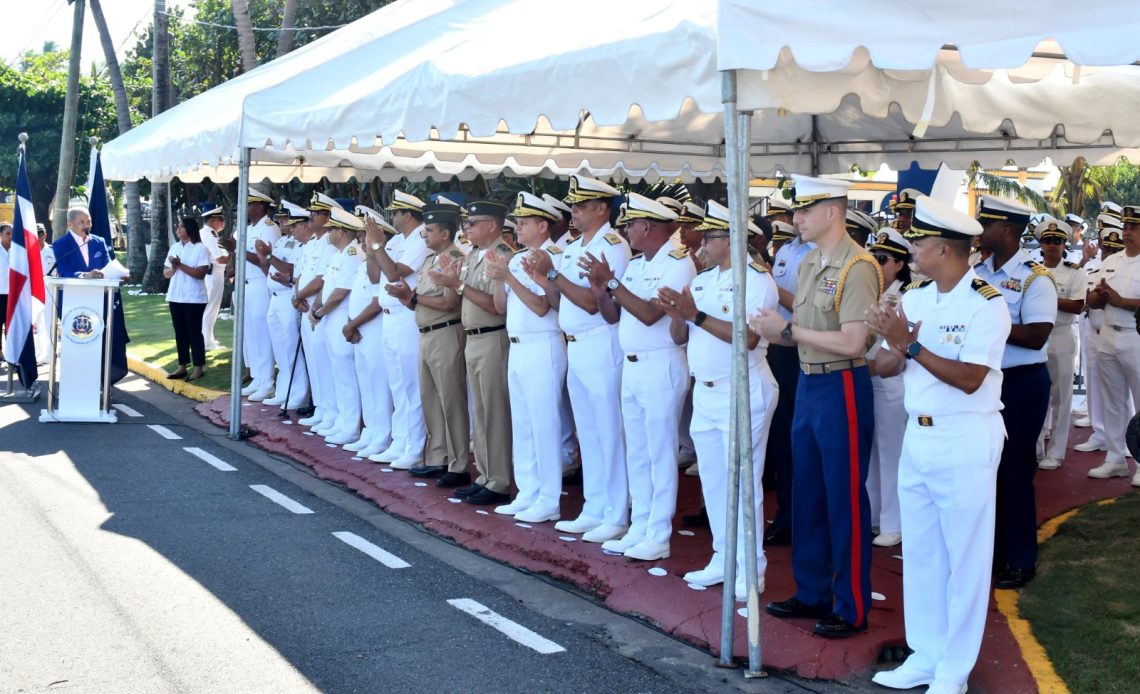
[276,0,298,58]
[90,0,147,282]
[143,0,173,294]
[232,0,258,72]
[51,0,85,239]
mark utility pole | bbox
[51,0,85,239]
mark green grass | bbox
[121,291,234,393]
[1020,492,1140,693]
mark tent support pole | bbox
[228,147,251,440]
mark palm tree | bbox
[966,162,1048,211]
[276,0,298,58]
[90,0,147,281]
[1051,156,1102,217]
[51,0,85,238]
[232,0,258,72]
[143,0,172,293]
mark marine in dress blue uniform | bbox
[973,195,1058,589]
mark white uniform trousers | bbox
[507,332,568,511]
[323,307,360,436]
[267,291,308,408]
[691,362,777,578]
[898,412,1004,686]
[353,317,393,448]
[306,310,335,426]
[1096,327,1140,465]
[203,264,225,347]
[559,383,578,468]
[380,308,426,458]
[1041,324,1077,460]
[565,325,628,526]
[867,374,905,535]
[242,279,274,390]
[621,346,688,546]
[1081,319,1107,445]
[300,309,323,414]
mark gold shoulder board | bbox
[748,261,769,273]
[668,248,689,260]
[604,233,622,245]
[971,278,1001,300]
[546,245,562,255]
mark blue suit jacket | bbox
[52,233,113,278]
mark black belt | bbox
[419,319,461,334]
[465,324,506,336]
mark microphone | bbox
[43,236,92,278]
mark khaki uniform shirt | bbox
[460,242,513,329]
[414,243,464,328]
[792,234,882,364]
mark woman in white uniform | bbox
[865,228,912,547]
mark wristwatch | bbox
[546,268,560,282]
[606,278,620,293]
[780,321,794,341]
[694,311,708,327]
[370,242,383,252]
[456,284,466,297]
[905,341,923,359]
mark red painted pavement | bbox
[197,397,1133,690]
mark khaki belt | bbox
[466,324,506,336]
[419,318,461,334]
[800,358,866,375]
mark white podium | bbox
[40,277,120,423]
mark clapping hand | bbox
[254,239,270,257]
[656,286,698,322]
[484,248,509,281]
[579,251,614,288]
[364,216,387,249]
[865,301,919,352]
[385,280,412,302]
[432,254,462,289]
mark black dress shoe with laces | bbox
[765,597,832,620]
[465,488,510,506]
[408,464,447,478]
[994,565,1035,589]
[813,612,867,639]
[295,404,316,417]
[453,483,484,499]
[681,507,709,528]
[436,471,471,488]
[763,524,792,546]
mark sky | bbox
[4,0,193,69]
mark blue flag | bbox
[88,148,129,384]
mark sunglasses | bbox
[872,253,899,265]
[703,233,730,240]
[1039,238,1065,245]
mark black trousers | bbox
[169,301,207,367]
[0,293,7,345]
[765,343,800,531]
[995,362,1051,573]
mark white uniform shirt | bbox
[687,262,778,381]
[975,248,1057,368]
[1085,264,1107,332]
[771,235,814,320]
[200,225,228,268]
[163,240,209,304]
[294,235,322,293]
[377,227,430,309]
[1044,261,1087,326]
[558,224,632,336]
[41,244,56,278]
[0,243,9,293]
[244,216,281,281]
[267,235,302,294]
[505,239,561,337]
[347,261,378,317]
[900,270,1012,416]
[618,241,696,353]
[1098,250,1140,329]
[321,241,363,310]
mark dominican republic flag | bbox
[4,147,45,388]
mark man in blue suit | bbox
[51,206,129,383]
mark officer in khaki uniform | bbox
[752,175,882,639]
[388,204,470,482]
[428,200,515,505]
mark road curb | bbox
[127,354,226,402]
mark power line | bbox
[159,10,347,33]
[6,0,70,69]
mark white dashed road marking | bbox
[446,598,566,654]
[249,485,314,514]
[147,424,182,440]
[183,447,238,472]
[332,531,411,569]
[111,404,142,417]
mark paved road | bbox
[0,370,836,693]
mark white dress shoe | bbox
[298,414,322,427]
[494,499,533,516]
[733,575,765,601]
[372,445,403,463]
[1075,440,1107,452]
[248,388,273,402]
[582,523,628,543]
[240,383,258,396]
[1074,416,1092,428]
[389,455,422,470]
[325,430,360,446]
[870,664,935,690]
[873,531,902,547]
[554,516,603,535]
[684,462,700,477]
[683,554,725,586]
[601,531,646,554]
[1132,471,1140,488]
[357,442,387,458]
[313,424,336,436]
[263,396,285,407]
[1037,457,1061,470]
[926,680,967,694]
[344,436,371,452]
[514,505,560,523]
[624,540,670,561]
[1088,460,1130,478]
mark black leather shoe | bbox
[465,488,511,506]
[409,464,447,478]
[562,466,583,486]
[681,507,709,528]
[813,612,867,639]
[764,524,792,546]
[295,404,316,417]
[765,597,832,620]
[453,483,484,499]
[994,566,1035,589]
[436,471,472,488]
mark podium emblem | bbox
[63,307,105,345]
